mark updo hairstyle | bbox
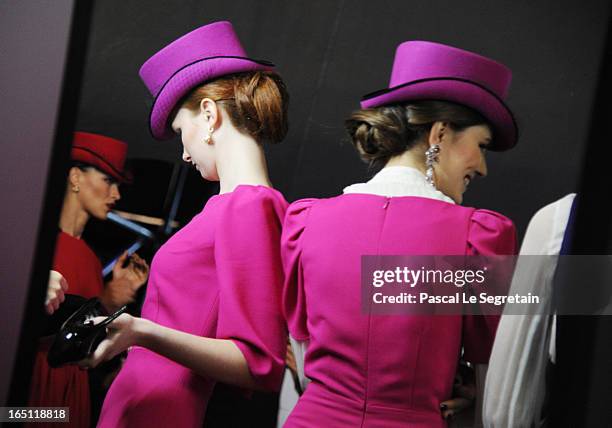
[345,100,489,168]
[182,71,289,144]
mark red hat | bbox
[71,132,131,182]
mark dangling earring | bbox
[72,185,80,193]
[425,144,440,187]
[203,126,214,145]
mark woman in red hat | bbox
[87,21,290,428]
[27,131,149,428]
[280,41,518,427]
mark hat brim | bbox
[360,77,518,151]
[149,56,275,140]
[72,146,132,184]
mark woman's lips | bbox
[463,175,472,192]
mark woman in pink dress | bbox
[282,41,519,427]
[87,21,290,427]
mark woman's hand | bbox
[440,362,476,421]
[45,270,68,315]
[439,385,475,421]
[81,316,258,389]
[101,252,149,311]
[112,251,149,286]
[285,341,304,395]
[286,342,297,375]
[80,313,142,368]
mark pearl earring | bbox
[203,126,214,144]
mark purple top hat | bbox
[140,21,275,140]
[361,41,518,151]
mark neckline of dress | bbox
[343,166,455,204]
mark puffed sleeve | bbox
[463,209,518,363]
[281,199,316,342]
[214,186,288,391]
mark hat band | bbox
[361,76,505,105]
[73,145,125,179]
[151,55,275,98]
[361,76,517,137]
[148,55,274,138]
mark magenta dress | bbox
[282,195,517,427]
[98,185,287,428]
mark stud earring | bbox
[72,185,80,193]
[425,144,440,187]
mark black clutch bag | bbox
[47,298,127,368]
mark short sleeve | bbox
[214,186,288,391]
[463,209,518,363]
[281,199,316,342]
[467,209,517,256]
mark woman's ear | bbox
[428,121,449,147]
[199,98,221,130]
[68,167,82,188]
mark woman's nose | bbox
[182,149,191,163]
[477,154,488,177]
[111,184,121,201]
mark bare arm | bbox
[85,314,259,389]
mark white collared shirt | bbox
[342,166,455,204]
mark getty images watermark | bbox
[361,255,612,316]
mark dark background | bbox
[2,1,611,425]
[75,0,611,239]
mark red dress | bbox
[28,231,105,428]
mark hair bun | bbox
[231,72,289,144]
[345,107,410,166]
[183,71,289,144]
[345,101,490,168]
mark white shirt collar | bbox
[343,166,455,204]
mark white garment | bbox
[276,369,300,426]
[483,193,576,428]
[276,339,311,427]
[343,165,456,203]
[276,166,453,427]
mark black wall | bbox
[1,0,92,406]
[75,0,611,238]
